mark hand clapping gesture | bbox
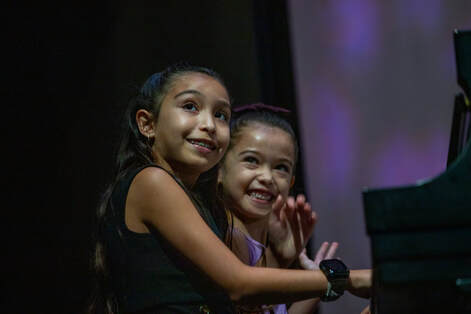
[268,193,340,270]
[268,194,316,267]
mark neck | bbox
[152,152,199,188]
[173,168,199,188]
[232,212,269,245]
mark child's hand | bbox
[298,241,339,270]
[268,194,316,267]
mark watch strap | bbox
[321,281,342,302]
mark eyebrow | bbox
[174,89,202,99]
[239,149,294,167]
[174,89,231,108]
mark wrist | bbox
[319,259,350,302]
[346,269,372,299]
[347,270,370,289]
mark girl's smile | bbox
[247,188,275,203]
[187,138,217,153]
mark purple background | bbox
[288,1,471,313]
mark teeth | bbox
[190,140,213,149]
[250,192,272,201]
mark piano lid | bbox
[454,29,471,99]
[362,29,471,313]
[447,30,471,166]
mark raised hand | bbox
[298,241,339,270]
[268,194,316,267]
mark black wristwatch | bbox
[319,259,350,302]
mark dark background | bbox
[288,2,471,312]
[6,1,471,313]
[4,1,304,313]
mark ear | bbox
[136,109,155,138]
[290,176,296,188]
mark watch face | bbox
[320,259,349,276]
[326,259,347,272]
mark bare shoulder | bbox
[132,166,177,194]
[125,167,175,232]
[128,166,190,218]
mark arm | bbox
[128,168,370,305]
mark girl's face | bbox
[153,73,231,182]
[219,123,296,221]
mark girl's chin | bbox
[185,157,219,173]
[235,201,273,221]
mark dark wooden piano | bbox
[362,30,471,314]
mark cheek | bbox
[227,169,251,195]
[218,126,230,149]
[176,116,195,135]
[222,177,244,205]
[277,178,292,198]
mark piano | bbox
[362,29,471,314]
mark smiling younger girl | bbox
[89,63,371,314]
[218,106,339,313]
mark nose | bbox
[199,111,216,134]
[257,166,274,186]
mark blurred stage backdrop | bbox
[289,1,471,313]
[4,1,471,313]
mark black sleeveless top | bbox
[103,165,234,313]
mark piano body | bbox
[362,30,471,314]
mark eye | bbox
[275,164,291,173]
[243,156,258,164]
[215,110,230,122]
[182,102,198,112]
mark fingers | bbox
[300,205,316,242]
[313,241,329,265]
[305,203,316,225]
[325,241,339,259]
[299,241,341,271]
[272,194,285,220]
[295,194,306,209]
[299,248,307,259]
[293,195,316,246]
[295,195,310,223]
[288,194,311,222]
[285,196,296,220]
[313,241,340,266]
[298,248,316,270]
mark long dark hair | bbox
[87,62,229,314]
